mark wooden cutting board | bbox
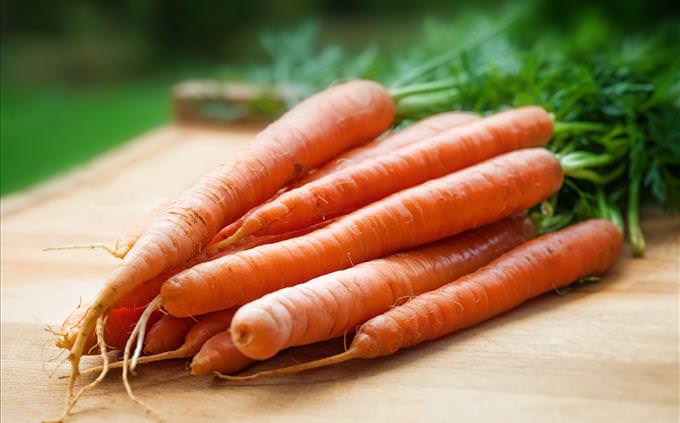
[1,124,678,422]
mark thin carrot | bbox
[190,331,254,376]
[161,148,563,317]
[143,315,196,354]
[219,219,623,380]
[65,80,394,397]
[230,215,534,360]
[212,106,552,250]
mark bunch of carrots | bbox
[49,80,623,422]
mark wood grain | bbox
[1,124,678,422]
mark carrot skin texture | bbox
[70,80,394,361]
[231,215,534,360]
[144,315,196,354]
[293,111,480,187]
[162,148,563,317]
[231,106,552,240]
[353,219,623,358]
[190,331,254,376]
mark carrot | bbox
[292,111,480,187]
[207,111,479,250]
[230,215,534,360]
[219,219,622,380]
[212,106,552,250]
[143,315,196,354]
[161,148,563,318]
[190,331,254,376]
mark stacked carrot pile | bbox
[52,80,622,420]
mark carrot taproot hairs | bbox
[62,80,394,415]
[190,331,254,376]
[229,215,533,360]
[211,106,552,251]
[219,219,623,380]
[161,148,563,318]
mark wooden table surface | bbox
[1,124,678,422]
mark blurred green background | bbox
[1,0,678,196]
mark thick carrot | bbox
[208,111,479,249]
[230,215,534,360]
[190,331,254,376]
[143,315,196,354]
[213,106,552,249]
[219,219,622,379]
[162,148,563,317]
[66,80,394,384]
[292,111,480,187]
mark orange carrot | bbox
[207,111,479,249]
[161,148,563,317]
[219,219,623,379]
[190,331,254,376]
[212,106,552,250]
[230,215,533,360]
[293,111,480,187]
[143,315,196,354]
